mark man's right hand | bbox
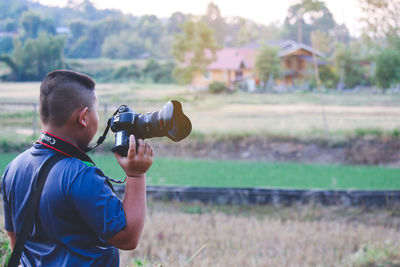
[109,135,151,250]
[114,135,154,178]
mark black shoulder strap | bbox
[7,154,65,267]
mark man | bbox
[2,70,153,266]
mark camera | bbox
[109,100,192,156]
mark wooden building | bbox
[278,41,326,85]
[191,40,325,90]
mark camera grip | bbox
[111,133,139,157]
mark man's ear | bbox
[77,107,89,128]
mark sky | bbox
[34,0,363,36]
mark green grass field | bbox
[1,153,400,190]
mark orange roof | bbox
[207,48,257,70]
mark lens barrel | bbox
[110,100,191,156]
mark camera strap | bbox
[37,131,122,186]
[85,118,111,153]
[37,131,95,166]
[7,153,65,267]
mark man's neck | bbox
[39,128,94,164]
[42,125,81,149]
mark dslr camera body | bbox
[109,100,191,156]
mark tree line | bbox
[0,0,399,89]
[172,0,400,90]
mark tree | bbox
[0,33,65,81]
[0,36,14,54]
[332,43,366,89]
[20,11,42,38]
[0,0,28,21]
[102,31,146,59]
[70,16,132,58]
[259,23,282,42]
[236,18,259,46]
[134,15,164,43]
[4,18,17,32]
[67,36,93,58]
[151,34,173,58]
[172,20,219,84]
[331,23,350,44]
[255,45,281,89]
[359,0,400,38]
[311,30,330,54]
[388,36,400,50]
[375,48,400,88]
[283,0,335,44]
[203,2,226,45]
[20,11,56,39]
[167,12,186,34]
[75,0,97,20]
[68,20,88,39]
[41,18,56,35]
[311,30,330,89]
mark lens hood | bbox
[163,100,192,141]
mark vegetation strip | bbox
[112,185,400,206]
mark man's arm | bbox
[107,135,153,250]
[6,231,16,250]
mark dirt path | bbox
[147,137,400,166]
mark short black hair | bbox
[40,69,96,126]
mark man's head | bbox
[40,70,99,148]
[40,70,96,126]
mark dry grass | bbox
[1,198,400,266]
[0,82,41,102]
[1,82,400,140]
[189,103,400,138]
[119,202,400,267]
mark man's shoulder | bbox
[3,144,103,185]
[2,146,40,177]
[57,157,107,186]
[6,143,55,167]
[7,146,36,165]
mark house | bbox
[191,48,257,90]
[191,40,325,90]
[277,40,326,85]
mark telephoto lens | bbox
[110,100,191,156]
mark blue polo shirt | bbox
[2,144,127,266]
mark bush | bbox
[391,129,400,138]
[375,48,400,89]
[319,65,338,89]
[354,128,383,138]
[333,44,368,88]
[349,243,400,267]
[142,59,175,83]
[152,61,175,83]
[0,229,11,266]
[208,81,228,93]
[112,64,141,81]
